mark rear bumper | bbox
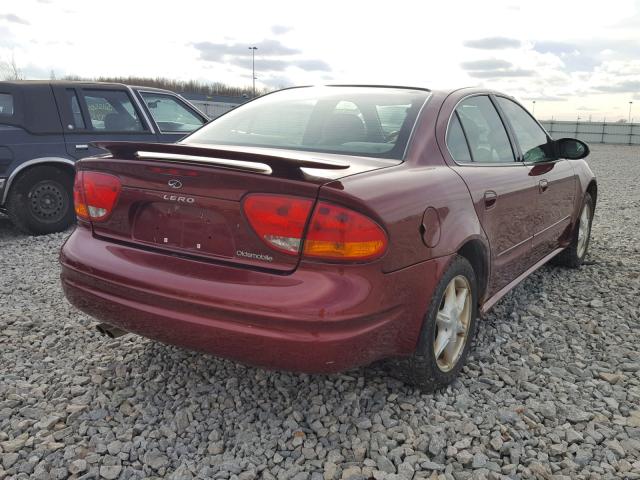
[60,227,451,373]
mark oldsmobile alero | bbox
[60,85,596,389]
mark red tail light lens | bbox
[243,194,314,255]
[242,194,387,261]
[73,171,88,220]
[304,201,387,261]
[73,171,121,222]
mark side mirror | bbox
[556,138,589,160]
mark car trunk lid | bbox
[78,141,398,273]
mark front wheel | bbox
[553,193,593,268]
[6,166,75,235]
[391,255,478,391]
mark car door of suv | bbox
[494,96,576,262]
[444,94,538,295]
[135,90,207,142]
[52,86,157,160]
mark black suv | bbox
[0,81,208,234]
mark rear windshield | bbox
[184,87,429,160]
[0,93,13,116]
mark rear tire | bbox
[553,193,593,268]
[6,166,75,235]
[391,255,478,391]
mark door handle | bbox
[539,179,549,192]
[75,144,89,150]
[484,190,498,209]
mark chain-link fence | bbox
[540,120,640,145]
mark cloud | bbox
[193,38,330,73]
[460,59,512,70]
[231,57,330,72]
[271,25,293,35]
[468,68,536,78]
[464,37,521,49]
[462,59,535,79]
[533,40,600,72]
[0,13,29,25]
[260,74,295,88]
[193,39,301,62]
[533,41,577,55]
[522,95,568,102]
[593,80,640,93]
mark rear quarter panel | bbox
[319,130,487,273]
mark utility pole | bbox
[248,46,257,97]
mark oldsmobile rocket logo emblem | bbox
[168,179,182,189]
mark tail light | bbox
[243,194,313,254]
[303,201,387,260]
[74,171,121,222]
[243,194,387,261]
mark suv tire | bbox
[6,166,75,235]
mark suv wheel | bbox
[392,255,478,391]
[6,166,75,235]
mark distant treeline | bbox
[62,75,271,98]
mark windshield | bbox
[184,86,430,160]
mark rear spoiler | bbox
[91,141,350,178]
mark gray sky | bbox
[2,0,640,120]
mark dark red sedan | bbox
[60,86,596,389]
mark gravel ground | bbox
[1,144,639,480]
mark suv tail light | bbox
[243,194,387,261]
[74,171,121,222]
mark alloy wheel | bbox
[434,275,472,372]
[577,203,591,258]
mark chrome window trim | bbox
[1,157,75,204]
[126,86,156,134]
[444,92,523,167]
[137,89,207,134]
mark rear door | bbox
[52,85,157,159]
[494,96,576,261]
[135,90,207,142]
[445,94,538,294]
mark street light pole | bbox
[629,101,633,124]
[248,46,257,97]
[532,100,536,116]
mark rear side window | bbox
[456,96,515,163]
[140,92,204,133]
[0,93,14,116]
[81,89,144,132]
[447,113,472,162]
[496,97,551,162]
[64,89,85,129]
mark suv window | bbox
[447,113,472,162]
[81,89,144,132]
[455,96,515,163]
[496,97,551,162]
[64,89,85,129]
[0,93,13,116]
[140,92,205,133]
